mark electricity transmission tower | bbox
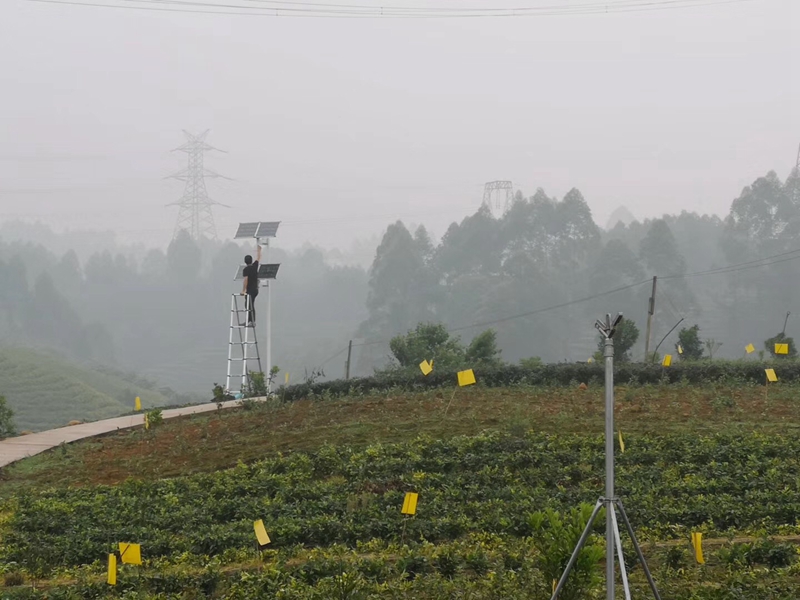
[482,180,514,217]
[167,130,230,240]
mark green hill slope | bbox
[2,382,800,598]
[0,347,171,431]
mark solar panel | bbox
[255,221,280,238]
[234,263,281,280]
[234,222,260,238]
[258,263,280,279]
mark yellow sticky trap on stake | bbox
[662,354,672,367]
[745,343,755,354]
[107,554,117,585]
[254,519,271,546]
[765,368,778,383]
[419,360,433,376]
[691,532,705,564]
[677,344,683,355]
[457,369,476,387]
[285,372,290,385]
[134,396,141,411]
[775,343,789,355]
[401,492,419,515]
[618,431,625,454]
[118,543,142,565]
[144,413,150,430]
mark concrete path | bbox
[0,398,260,469]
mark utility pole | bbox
[644,276,657,360]
[167,130,230,241]
[791,143,800,205]
[345,340,353,380]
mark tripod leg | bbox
[550,499,604,600]
[615,499,662,600]
[610,507,631,600]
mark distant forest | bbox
[1,166,798,393]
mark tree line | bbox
[356,166,800,373]
[1,165,798,392]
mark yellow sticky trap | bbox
[552,579,557,594]
[254,519,271,546]
[134,396,141,411]
[457,369,476,387]
[107,554,117,585]
[285,372,290,385]
[775,343,789,355]
[677,344,683,355]
[662,354,672,367]
[587,357,594,363]
[765,368,778,383]
[144,413,150,430]
[401,492,418,515]
[118,543,141,565]
[691,532,705,564]
[419,360,433,376]
[745,343,755,354]
[618,431,625,454]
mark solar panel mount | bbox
[258,263,280,279]
[234,222,260,239]
[234,221,280,239]
[234,263,281,280]
[256,222,280,238]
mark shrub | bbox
[677,325,703,360]
[145,408,163,428]
[0,395,16,439]
[528,504,604,600]
[764,332,798,359]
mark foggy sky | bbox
[1,0,798,252]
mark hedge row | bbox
[278,360,798,402]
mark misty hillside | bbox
[0,348,170,431]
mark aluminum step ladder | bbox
[226,294,262,395]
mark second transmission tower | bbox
[167,130,229,241]
[482,180,514,217]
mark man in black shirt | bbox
[241,244,262,326]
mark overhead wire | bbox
[350,244,800,350]
[29,0,759,18]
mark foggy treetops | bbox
[1,166,799,392]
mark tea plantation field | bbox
[0,347,171,431]
[1,377,800,598]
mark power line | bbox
[351,244,800,349]
[353,279,652,348]
[660,247,800,280]
[29,0,758,18]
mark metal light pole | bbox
[550,314,661,600]
[604,332,615,600]
[264,237,272,393]
[231,221,281,396]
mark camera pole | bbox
[550,314,661,600]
